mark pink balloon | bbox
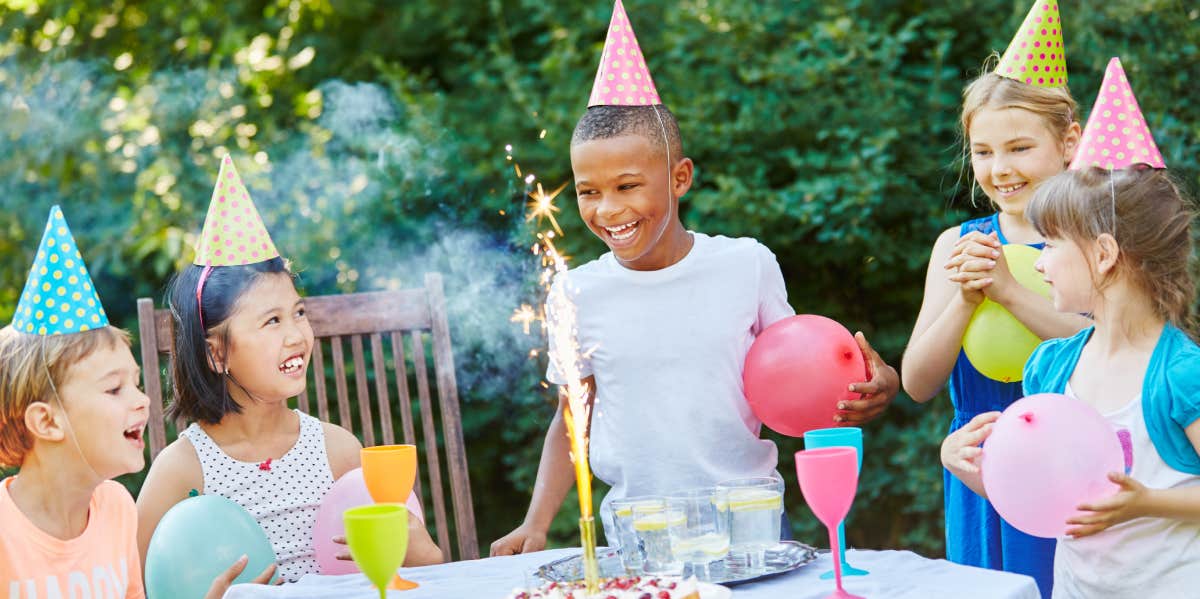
[312,467,425,575]
[743,315,867,437]
[982,393,1124,538]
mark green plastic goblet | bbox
[344,504,409,599]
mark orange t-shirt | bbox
[0,477,145,599]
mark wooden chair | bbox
[136,273,480,561]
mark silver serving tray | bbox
[536,541,818,587]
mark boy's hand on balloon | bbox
[838,332,898,425]
[940,411,999,474]
[204,555,279,599]
[1065,472,1148,538]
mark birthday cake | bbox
[506,576,702,599]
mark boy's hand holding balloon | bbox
[839,332,899,425]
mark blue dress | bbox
[944,214,1055,597]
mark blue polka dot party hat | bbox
[10,206,109,336]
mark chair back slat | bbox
[369,334,394,446]
[138,277,478,561]
[297,386,310,414]
[350,335,375,448]
[410,329,451,557]
[426,273,478,559]
[137,299,169,459]
[330,336,352,428]
[311,341,330,423]
[306,290,430,336]
[390,332,417,447]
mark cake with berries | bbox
[505,576,703,599]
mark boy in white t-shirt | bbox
[490,1,899,555]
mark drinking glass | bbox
[344,504,409,599]
[608,496,663,574]
[795,447,865,599]
[804,427,869,578]
[361,445,420,590]
[666,488,730,581]
[632,498,684,575]
[716,476,783,574]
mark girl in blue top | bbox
[943,167,1200,597]
[902,70,1090,595]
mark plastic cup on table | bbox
[804,427,869,578]
[361,445,420,590]
[795,447,865,599]
[344,504,409,599]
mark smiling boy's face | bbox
[571,134,692,271]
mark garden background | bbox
[1,0,1198,556]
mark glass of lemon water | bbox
[717,476,784,574]
[666,488,731,581]
[608,496,664,574]
[632,498,685,575]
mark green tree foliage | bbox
[1,0,1198,556]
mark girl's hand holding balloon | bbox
[838,332,899,425]
[204,556,278,599]
[1065,472,1149,538]
[945,231,1001,303]
[940,411,1000,496]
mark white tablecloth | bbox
[224,548,1041,599]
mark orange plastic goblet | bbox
[362,445,418,503]
[361,444,420,590]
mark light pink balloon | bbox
[982,393,1124,538]
[312,467,425,574]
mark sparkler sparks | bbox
[526,180,569,236]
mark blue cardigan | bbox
[1022,323,1200,475]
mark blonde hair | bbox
[0,325,130,467]
[960,70,1079,204]
[1027,168,1196,331]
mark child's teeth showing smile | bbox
[604,221,640,241]
[279,356,304,374]
[997,182,1026,195]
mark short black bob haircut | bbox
[165,257,293,425]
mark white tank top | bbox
[181,410,335,582]
[1054,384,1200,598]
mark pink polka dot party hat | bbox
[1069,57,1166,171]
[11,206,109,336]
[587,0,661,107]
[192,155,281,266]
[994,0,1067,88]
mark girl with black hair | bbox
[135,158,442,585]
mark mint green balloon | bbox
[145,495,277,599]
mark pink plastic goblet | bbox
[795,447,865,599]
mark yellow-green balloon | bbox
[962,244,1052,382]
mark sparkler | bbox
[508,144,599,594]
[543,238,600,595]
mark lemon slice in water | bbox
[727,489,783,512]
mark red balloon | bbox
[743,315,867,437]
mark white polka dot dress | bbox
[181,410,335,582]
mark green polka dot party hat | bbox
[11,206,109,336]
[995,0,1067,88]
[192,154,280,267]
